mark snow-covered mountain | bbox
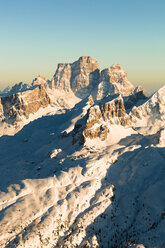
[0,56,144,137]
[0,57,164,248]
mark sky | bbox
[0,0,165,92]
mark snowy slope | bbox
[0,88,165,248]
[130,85,165,135]
[0,57,165,247]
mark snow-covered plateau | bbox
[0,56,164,248]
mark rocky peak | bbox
[53,58,136,101]
[53,56,100,98]
[71,56,100,98]
[73,96,130,144]
[1,82,32,97]
[96,64,135,100]
[72,56,100,73]
[32,75,48,86]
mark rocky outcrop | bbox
[1,85,51,123]
[84,105,108,141]
[96,64,135,100]
[53,56,100,98]
[100,97,128,124]
[0,98,4,118]
[73,96,130,144]
[84,97,130,140]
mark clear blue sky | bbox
[0,0,165,92]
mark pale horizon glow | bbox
[0,0,165,93]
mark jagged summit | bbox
[52,56,100,98]
[32,75,48,86]
[1,56,134,100]
[96,63,135,100]
[52,56,135,100]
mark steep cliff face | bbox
[0,98,4,118]
[96,64,135,100]
[1,85,51,123]
[70,56,100,98]
[84,96,130,140]
[53,63,72,92]
[53,56,100,98]
[73,96,130,144]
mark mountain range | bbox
[0,56,164,248]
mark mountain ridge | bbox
[0,56,147,137]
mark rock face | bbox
[84,96,130,140]
[52,63,72,92]
[1,85,51,123]
[84,105,108,141]
[0,98,4,118]
[96,64,135,100]
[71,56,100,98]
[53,56,100,98]
[100,97,127,123]
[73,96,130,144]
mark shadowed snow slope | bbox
[0,86,165,248]
[0,59,164,247]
